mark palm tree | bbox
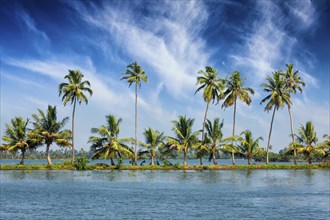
[31,105,72,165]
[204,118,233,165]
[291,121,326,164]
[58,70,93,163]
[1,117,40,165]
[88,114,134,166]
[260,71,291,164]
[167,116,200,167]
[139,128,165,165]
[281,64,305,164]
[121,62,148,164]
[222,71,255,165]
[195,66,223,165]
[237,130,263,165]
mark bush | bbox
[74,157,89,170]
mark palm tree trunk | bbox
[307,152,312,164]
[46,143,52,165]
[202,101,210,142]
[134,83,138,164]
[288,106,297,164]
[183,150,187,167]
[110,158,116,166]
[199,101,210,165]
[213,148,218,165]
[266,107,277,165]
[20,149,26,165]
[151,149,155,166]
[248,156,252,165]
[231,99,237,165]
[72,98,77,163]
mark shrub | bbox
[74,157,89,170]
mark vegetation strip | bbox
[1,163,329,171]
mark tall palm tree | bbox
[260,72,291,164]
[59,70,92,163]
[281,64,305,164]
[31,105,71,165]
[139,128,165,165]
[167,116,200,167]
[1,117,40,165]
[121,62,148,164]
[222,71,255,165]
[204,118,233,165]
[195,66,223,165]
[88,114,134,166]
[291,121,326,164]
[237,130,263,165]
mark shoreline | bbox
[1,163,329,171]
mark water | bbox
[0,170,329,219]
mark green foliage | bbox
[89,114,134,161]
[74,157,89,170]
[174,162,183,169]
[162,159,172,166]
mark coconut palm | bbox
[121,62,148,164]
[291,121,327,164]
[204,118,233,165]
[195,66,223,165]
[1,117,40,164]
[281,64,305,164]
[88,114,134,166]
[59,70,92,162]
[237,130,263,165]
[139,128,165,165]
[167,116,200,167]
[222,71,255,165]
[260,71,291,164]
[31,105,71,165]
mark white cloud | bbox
[67,0,210,99]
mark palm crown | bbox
[260,72,291,111]
[31,105,71,165]
[58,70,93,106]
[222,71,254,108]
[139,128,165,165]
[195,66,223,103]
[1,117,40,164]
[237,130,263,165]
[121,61,148,87]
[167,116,200,166]
[282,64,305,94]
[88,114,134,165]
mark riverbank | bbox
[1,163,329,170]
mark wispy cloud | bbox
[17,8,48,40]
[230,0,318,87]
[67,0,211,99]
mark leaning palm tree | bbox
[139,128,165,165]
[237,130,263,165]
[31,105,72,165]
[195,66,224,165]
[59,70,92,163]
[291,121,326,164]
[260,71,291,164]
[281,64,305,164]
[88,114,134,166]
[167,116,200,167]
[222,71,255,165]
[121,62,148,164]
[1,117,40,165]
[204,118,233,165]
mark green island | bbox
[1,63,329,170]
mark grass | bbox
[1,163,329,171]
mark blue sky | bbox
[1,0,329,153]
